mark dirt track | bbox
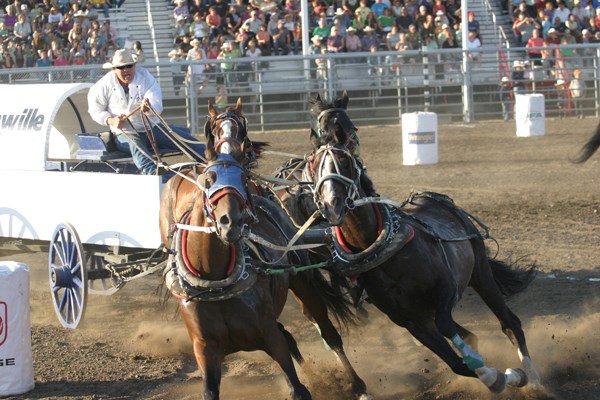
[2,117,600,400]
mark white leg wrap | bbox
[505,368,527,387]
[522,355,542,385]
[474,367,499,387]
[451,334,484,370]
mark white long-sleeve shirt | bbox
[87,66,162,135]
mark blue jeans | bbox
[115,123,206,175]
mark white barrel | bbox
[402,112,438,165]
[515,94,545,137]
[0,262,35,396]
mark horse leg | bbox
[191,340,224,400]
[428,287,509,394]
[470,258,543,393]
[455,322,478,351]
[289,274,371,400]
[403,317,507,394]
[264,322,312,400]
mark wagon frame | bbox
[0,83,176,329]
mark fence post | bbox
[595,48,600,119]
[462,51,473,123]
[423,49,430,112]
[326,58,335,101]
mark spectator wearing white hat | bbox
[555,79,568,119]
[361,25,379,51]
[173,0,190,23]
[511,60,526,93]
[499,76,512,122]
[173,14,190,45]
[217,40,236,74]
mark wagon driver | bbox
[87,48,205,176]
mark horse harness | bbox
[308,140,491,277]
[307,144,362,213]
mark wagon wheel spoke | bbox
[49,223,88,329]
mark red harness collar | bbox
[334,203,383,254]
[181,213,236,278]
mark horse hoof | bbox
[505,367,528,387]
[487,369,507,394]
[358,394,374,400]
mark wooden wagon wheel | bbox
[49,222,88,329]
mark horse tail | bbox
[488,257,537,299]
[572,122,600,163]
[278,322,304,364]
[307,269,358,331]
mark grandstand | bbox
[93,0,517,95]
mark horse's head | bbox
[199,142,253,244]
[309,91,359,154]
[309,141,361,226]
[206,97,252,163]
[307,92,372,226]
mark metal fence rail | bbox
[2,45,598,133]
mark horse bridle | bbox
[316,108,359,152]
[197,154,255,235]
[204,112,249,155]
[310,144,362,213]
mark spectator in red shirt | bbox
[526,28,544,65]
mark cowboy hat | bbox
[221,41,232,49]
[311,35,322,42]
[102,48,138,69]
[347,26,356,32]
[335,7,345,15]
[364,26,374,32]
[190,38,200,45]
[501,76,510,82]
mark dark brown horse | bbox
[158,101,371,399]
[276,93,552,399]
[201,98,373,399]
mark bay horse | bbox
[277,93,551,398]
[158,102,371,399]
[201,98,372,399]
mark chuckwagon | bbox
[0,83,174,329]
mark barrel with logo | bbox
[515,93,545,137]
[0,262,35,396]
[401,112,438,165]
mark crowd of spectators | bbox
[0,0,124,72]
[165,0,482,84]
[510,0,600,73]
